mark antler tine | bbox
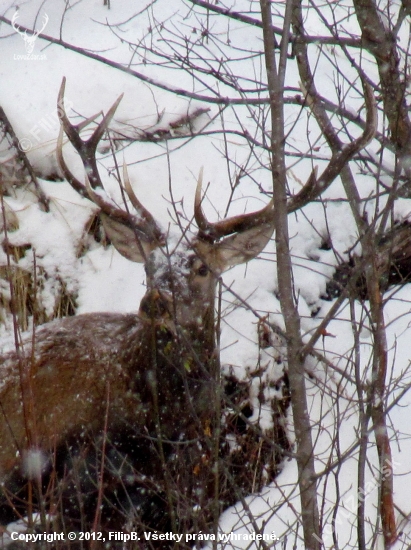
[195,169,274,241]
[56,109,108,199]
[57,77,123,190]
[57,125,89,200]
[194,167,211,234]
[122,162,165,244]
[287,78,376,213]
[56,111,108,199]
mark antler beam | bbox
[195,168,274,241]
[56,77,165,254]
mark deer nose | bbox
[139,289,171,319]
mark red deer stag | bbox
[0,79,276,541]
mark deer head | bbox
[11,12,48,54]
[0,78,275,536]
[56,78,274,348]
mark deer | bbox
[0,79,279,542]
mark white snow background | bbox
[0,1,411,548]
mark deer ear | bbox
[101,214,158,263]
[214,221,274,271]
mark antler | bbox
[57,77,123,194]
[33,13,48,38]
[195,78,376,232]
[12,12,48,36]
[56,77,165,260]
[287,78,377,213]
[195,168,274,241]
[11,12,25,37]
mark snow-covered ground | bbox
[1,1,411,548]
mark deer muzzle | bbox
[139,289,174,320]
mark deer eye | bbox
[197,264,209,277]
